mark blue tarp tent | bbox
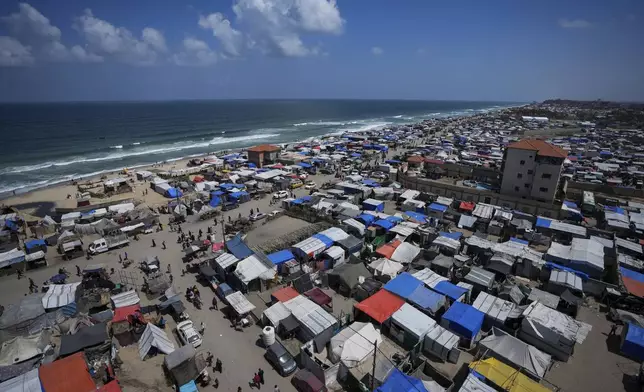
[441,301,484,339]
[291,195,313,205]
[535,217,552,228]
[429,203,447,213]
[298,162,313,169]
[433,281,468,301]
[247,162,256,168]
[376,369,428,392]
[510,237,529,245]
[563,200,579,209]
[229,191,249,200]
[211,190,226,197]
[351,153,362,158]
[25,239,46,250]
[179,380,198,392]
[267,250,295,265]
[385,160,401,164]
[219,183,237,190]
[225,234,254,259]
[357,214,376,226]
[166,187,183,198]
[605,205,626,214]
[363,199,385,212]
[439,231,462,240]
[209,197,221,208]
[408,285,445,315]
[545,262,590,280]
[373,219,394,231]
[621,267,644,283]
[362,179,380,187]
[312,233,334,248]
[386,216,403,224]
[383,272,423,299]
[622,323,644,361]
[404,211,427,224]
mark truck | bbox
[88,234,130,255]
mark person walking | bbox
[212,297,218,310]
[237,387,242,392]
[609,324,618,336]
[273,386,280,392]
[250,373,260,389]
[206,352,214,366]
[76,265,81,276]
[162,241,166,250]
[124,252,128,260]
[200,321,206,334]
[119,253,123,262]
[152,239,156,247]
[215,358,222,373]
[258,369,264,385]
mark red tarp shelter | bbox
[304,288,332,307]
[39,352,96,392]
[112,304,142,323]
[354,289,405,323]
[271,286,300,303]
[376,240,401,259]
[459,201,475,211]
[97,381,123,392]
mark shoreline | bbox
[0,108,512,215]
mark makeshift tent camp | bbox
[234,254,276,285]
[226,292,256,315]
[164,344,204,387]
[423,323,461,363]
[354,289,404,323]
[459,372,495,392]
[376,240,401,259]
[38,353,96,392]
[479,327,552,379]
[472,292,516,327]
[292,235,333,260]
[111,290,140,308]
[41,283,80,309]
[621,323,644,361]
[267,250,295,266]
[272,286,300,303]
[263,302,291,328]
[138,323,175,359]
[390,304,436,347]
[390,242,421,264]
[283,295,337,352]
[363,199,385,212]
[368,258,404,279]
[0,331,49,366]
[225,234,254,260]
[329,322,382,367]
[319,227,349,242]
[376,369,434,392]
[328,262,372,296]
[408,285,447,317]
[0,368,41,392]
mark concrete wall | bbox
[501,148,535,198]
[530,159,563,202]
[399,173,562,219]
[583,278,619,298]
[567,181,644,200]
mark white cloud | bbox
[172,38,218,66]
[558,18,592,29]
[70,45,104,63]
[0,36,34,66]
[74,9,165,65]
[371,46,383,55]
[199,13,243,57]
[231,0,344,57]
[1,3,61,41]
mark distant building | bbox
[246,144,281,168]
[500,139,567,203]
[521,116,549,123]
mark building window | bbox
[542,173,552,179]
[514,186,519,191]
[517,173,523,179]
[527,170,533,175]
[524,184,530,188]
[520,160,525,165]
[539,187,548,192]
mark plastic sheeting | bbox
[521,302,592,346]
[472,292,516,325]
[319,227,349,242]
[0,332,49,366]
[408,285,446,315]
[267,250,295,265]
[376,369,432,392]
[0,368,42,392]
[41,283,80,309]
[622,323,644,361]
[283,295,336,336]
[413,269,448,289]
[225,292,256,315]
[234,255,275,284]
[331,322,382,368]
[225,235,254,260]
[390,242,421,264]
[368,258,404,278]
[39,353,96,392]
[355,289,405,323]
[424,323,460,362]
[263,302,291,328]
[391,304,435,340]
[383,272,423,299]
[215,253,239,269]
[441,302,484,339]
[111,290,140,308]
[469,358,551,392]
[479,328,552,379]
[138,323,175,359]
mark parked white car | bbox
[273,190,289,199]
[177,320,202,348]
[304,181,316,190]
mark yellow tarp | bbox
[469,358,551,392]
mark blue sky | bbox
[0,0,641,102]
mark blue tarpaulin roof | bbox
[535,217,552,228]
[298,162,313,168]
[179,380,198,392]
[373,219,395,231]
[363,199,384,207]
[404,211,427,223]
[376,369,428,392]
[267,250,295,265]
[362,179,380,187]
[229,191,249,199]
[357,214,376,225]
[439,231,462,240]
[429,203,447,212]
[433,281,468,301]
[209,197,221,208]
[621,267,644,283]
[385,160,401,164]
[408,285,445,314]
[563,200,579,209]
[386,216,403,224]
[247,162,256,168]
[219,183,236,190]
[605,205,626,214]
[226,234,254,259]
[510,237,529,245]
[623,323,644,361]
[351,153,362,158]
[211,190,226,196]
[166,188,183,198]
[312,233,334,248]
[291,195,312,205]
[25,239,46,249]
[383,272,423,299]
[441,301,484,339]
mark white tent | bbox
[412,268,448,288]
[472,292,516,325]
[547,238,604,273]
[390,242,421,264]
[368,258,403,278]
[234,255,276,284]
[138,323,175,359]
[41,283,81,309]
[111,290,140,308]
[330,322,382,368]
[459,373,495,392]
[319,227,349,242]
[423,323,461,362]
[262,302,291,328]
[343,218,366,236]
[225,292,256,315]
[283,295,336,337]
[391,303,435,340]
[215,252,240,269]
[479,328,552,379]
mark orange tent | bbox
[39,353,96,392]
[459,201,475,211]
[376,240,401,259]
[271,286,300,303]
[97,381,122,392]
[355,289,405,323]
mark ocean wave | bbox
[392,115,403,118]
[341,121,392,133]
[111,145,123,149]
[132,142,141,145]
[0,133,280,175]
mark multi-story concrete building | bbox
[500,139,567,203]
[246,144,281,168]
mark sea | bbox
[0,99,520,196]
